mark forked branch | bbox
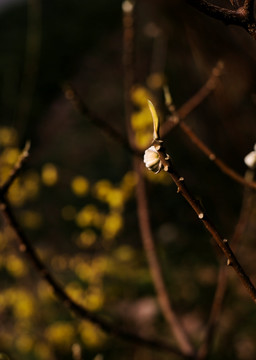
[186,0,256,39]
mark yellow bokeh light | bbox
[41,163,58,186]
[102,212,123,240]
[79,321,105,348]
[106,188,124,209]
[93,180,112,201]
[131,86,152,107]
[45,322,75,348]
[0,127,17,147]
[71,176,89,197]
[77,230,97,248]
[15,334,33,353]
[6,254,27,277]
[76,205,104,228]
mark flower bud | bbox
[244,144,256,169]
[143,146,163,173]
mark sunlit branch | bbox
[186,0,256,39]
[153,142,256,303]
[0,142,30,195]
[197,170,256,359]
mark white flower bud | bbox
[244,144,256,169]
[144,146,163,173]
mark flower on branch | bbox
[144,146,163,174]
[244,144,256,169]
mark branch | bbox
[162,75,256,191]
[134,157,195,356]
[153,140,256,303]
[197,170,255,359]
[0,197,191,359]
[161,60,224,138]
[0,141,30,195]
[122,2,195,355]
[186,0,256,39]
[63,85,138,156]
[179,121,256,190]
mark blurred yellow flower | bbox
[13,291,35,319]
[93,179,112,201]
[15,334,33,353]
[41,163,58,186]
[0,127,17,147]
[77,230,97,248]
[45,322,75,348]
[131,86,152,107]
[102,212,123,240]
[106,188,124,209]
[71,176,89,197]
[76,205,103,228]
[6,254,27,277]
[79,321,105,348]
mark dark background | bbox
[0,0,256,359]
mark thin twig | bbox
[154,141,256,303]
[197,170,255,359]
[162,78,256,191]
[0,142,31,194]
[134,157,195,356]
[186,0,256,39]
[0,196,191,359]
[122,2,195,355]
[196,265,227,360]
[161,61,224,138]
[63,85,138,155]
[179,121,256,190]
[122,0,136,148]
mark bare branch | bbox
[161,60,224,138]
[0,141,31,195]
[186,0,245,25]
[179,121,256,190]
[186,0,256,39]
[197,170,256,359]
[153,141,256,303]
[0,197,191,358]
[134,157,195,356]
[64,85,138,155]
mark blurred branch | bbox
[0,181,191,359]
[153,141,256,303]
[0,142,30,195]
[186,0,256,39]
[197,170,255,359]
[179,121,256,190]
[163,74,256,191]
[122,0,136,148]
[134,158,195,357]
[122,2,195,355]
[161,60,224,137]
[64,85,139,155]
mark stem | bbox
[0,196,191,358]
[155,145,256,303]
[134,157,195,356]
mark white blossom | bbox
[244,144,256,169]
[143,146,163,173]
